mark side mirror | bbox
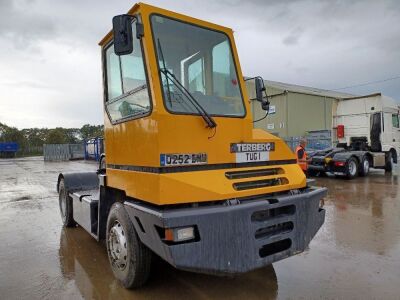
[255,77,269,111]
[112,15,134,55]
[255,77,265,102]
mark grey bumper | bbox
[124,187,326,275]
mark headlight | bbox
[164,226,196,242]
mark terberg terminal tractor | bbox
[57,3,326,288]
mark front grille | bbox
[251,204,296,258]
[259,239,292,257]
[251,205,296,222]
[233,177,288,191]
[225,168,283,179]
[255,221,294,239]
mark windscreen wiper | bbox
[157,39,217,129]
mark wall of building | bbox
[246,81,338,139]
[287,92,336,137]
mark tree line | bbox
[0,123,104,156]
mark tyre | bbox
[359,156,370,177]
[99,154,106,174]
[307,169,318,177]
[345,157,358,179]
[385,152,394,173]
[106,202,152,289]
[58,178,76,227]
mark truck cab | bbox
[57,3,326,288]
[309,93,399,179]
[334,93,400,158]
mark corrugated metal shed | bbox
[263,80,355,99]
[246,79,356,140]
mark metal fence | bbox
[307,130,332,150]
[43,144,85,161]
[285,130,332,152]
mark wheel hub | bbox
[108,221,128,270]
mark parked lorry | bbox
[0,142,19,158]
[309,93,399,178]
[57,3,326,288]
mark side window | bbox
[188,57,205,94]
[106,47,122,99]
[392,114,399,128]
[105,21,150,122]
[212,40,240,98]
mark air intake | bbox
[225,168,283,179]
[233,177,288,191]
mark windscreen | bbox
[151,15,245,117]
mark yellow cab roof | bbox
[98,2,234,47]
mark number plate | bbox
[231,142,275,163]
[160,153,207,166]
[235,151,269,163]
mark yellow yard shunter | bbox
[57,3,326,288]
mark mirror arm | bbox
[135,14,144,38]
[118,14,144,38]
[136,22,144,38]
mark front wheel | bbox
[307,169,319,177]
[385,152,394,173]
[345,157,358,179]
[106,202,152,289]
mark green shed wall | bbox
[246,81,338,138]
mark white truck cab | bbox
[334,93,399,160]
[333,94,400,157]
[309,93,399,179]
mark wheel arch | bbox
[56,172,99,193]
[332,152,361,164]
[389,148,397,164]
[363,152,373,164]
[98,185,127,241]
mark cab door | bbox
[391,112,400,150]
[370,112,382,151]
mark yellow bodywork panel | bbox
[107,163,306,205]
[100,3,306,205]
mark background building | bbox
[246,79,354,149]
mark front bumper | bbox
[124,187,326,275]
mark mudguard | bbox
[332,151,365,163]
[57,172,99,193]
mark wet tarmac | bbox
[0,157,399,299]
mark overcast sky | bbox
[1,0,399,129]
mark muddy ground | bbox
[0,157,399,299]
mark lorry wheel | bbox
[385,152,394,172]
[58,178,76,227]
[359,156,370,177]
[106,202,152,289]
[308,169,318,177]
[345,157,358,179]
[99,154,106,174]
